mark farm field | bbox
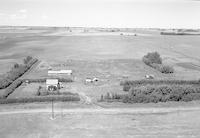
[1,27,200,100]
[1,27,200,137]
[1,27,200,80]
[1,27,200,102]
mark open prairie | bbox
[1,27,200,101]
[1,27,200,137]
[1,27,200,79]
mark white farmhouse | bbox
[46,79,59,91]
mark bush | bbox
[123,85,131,91]
[23,56,33,64]
[143,52,162,65]
[0,78,13,89]
[158,65,174,74]
[13,63,19,69]
[36,86,42,96]
[99,92,126,102]
[142,52,174,74]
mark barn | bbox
[48,70,72,76]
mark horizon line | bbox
[0,25,199,30]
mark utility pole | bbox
[51,99,54,119]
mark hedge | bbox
[101,84,200,103]
[121,80,200,91]
[0,58,38,89]
[121,79,200,86]
[0,95,80,104]
[124,84,200,103]
[0,80,23,99]
[22,78,73,83]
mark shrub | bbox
[158,65,174,74]
[13,63,20,69]
[143,52,162,65]
[0,78,13,89]
[23,56,33,64]
[36,86,42,96]
[123,85,131,91]
[142,52,174,74]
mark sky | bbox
[0,0,200,28]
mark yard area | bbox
[7,82,75,99]
[7,83,43,99]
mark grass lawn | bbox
[7,83,42,99]
[0,107,200,138]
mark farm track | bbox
[79,92,103,109]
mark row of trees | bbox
[100,84,200,103]
[143,52,174,74]
[0,56,38,89]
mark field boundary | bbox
[0,95,80,104]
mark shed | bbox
[48,70,72,76]
[145,74,154,79]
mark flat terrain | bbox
[1,27,200,79]
[0,102,200,138]
[1,27,200,137]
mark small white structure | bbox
[145,74,154,79]
[85,78,93,83]
[48,70,72,76]
[46,79,59,91]
[92,77,99,82]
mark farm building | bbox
[85,77,99,84]
[46,79,59,91]
[48,70,72,76]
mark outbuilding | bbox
[46,79,59,91]
[48,70,72,76]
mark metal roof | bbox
[46,79,58,85]
[48,70,72,74]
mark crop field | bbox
[0,27,200,137]
[1,27,200,102]
[1,28,200,80]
